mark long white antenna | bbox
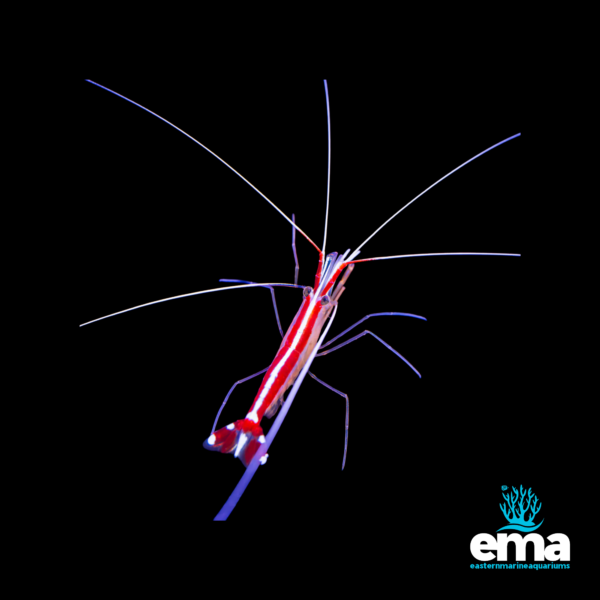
[348,133,521,261]
[349,252,520,264]
[80,282,300,327]
[86,80,322,254]
[322,80,332,256]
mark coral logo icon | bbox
[498,485,543,532]
[470,485,570,567]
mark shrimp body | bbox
[203,251,347,466]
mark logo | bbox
[470,485,570,567]
[498,485,544,532]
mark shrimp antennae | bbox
[79,283,304,327]
[348,251,520,265]
[346,133,521,262]
[322,80,332,256]
[85,80,322,254]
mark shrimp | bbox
[79,79,522,521]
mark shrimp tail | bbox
[203,419,268,467]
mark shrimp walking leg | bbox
[219,279,285,337]
[211,367,269,433]
[317,330,421,378]
[308,371,349,470]
[319,312,426,351]
[292,214,299,286]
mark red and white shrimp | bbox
[80,79,521,521]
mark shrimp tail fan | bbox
[203,419,268,467]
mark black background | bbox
[75,77,580,567]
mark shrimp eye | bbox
[320,295,330,306]
[303,286,313,298]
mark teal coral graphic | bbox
[498,485,544,532]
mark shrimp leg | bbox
[211,367,270,434]
[220,214,302,337]
[317,330,421,378]
[319,312,426,351]
[308,371,349,470]
[292,213,300,286]
[220,279,286,337]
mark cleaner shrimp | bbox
[79,79,522,521]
